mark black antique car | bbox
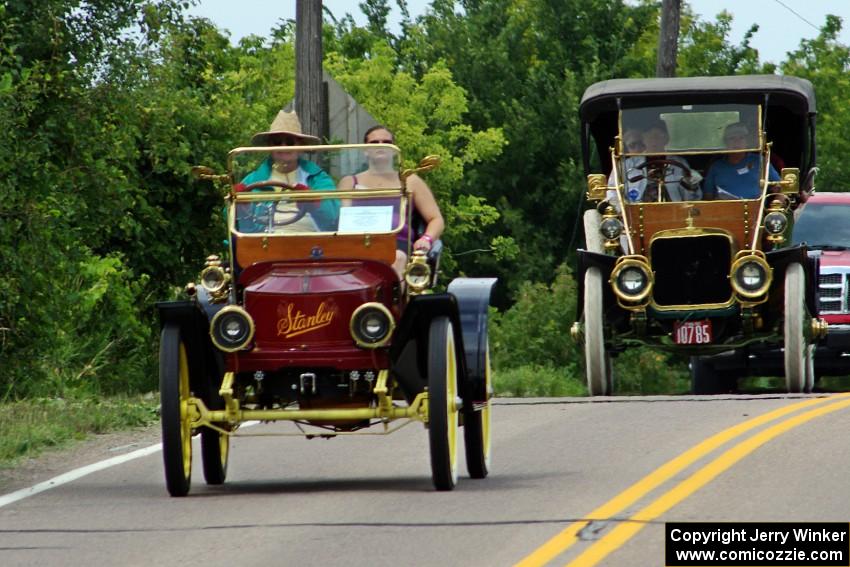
[573,75,827,395]
[157,144,496,496]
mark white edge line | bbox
[0,421,261,508]
[0,443,163,509]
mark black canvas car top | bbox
[580,75,816,123]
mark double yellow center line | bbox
[516,393,850,567]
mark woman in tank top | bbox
[337,125,444,277]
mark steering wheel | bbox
[239,179,308,226]
[627,158,692,182]
[627,159,695,203]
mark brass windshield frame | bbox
[226,143,410,239]
[228,188,409,239]
[618,105,764,158]
[226,142,406,192]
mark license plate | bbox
[673,320,713,345]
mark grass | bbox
[494,365,587,397]
[0,394,160,469]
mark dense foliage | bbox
[0,0,847,399]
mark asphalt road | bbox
[1,394,849,567]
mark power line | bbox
[772,0,822,33]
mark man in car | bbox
[702,122,779,200]
[609,121,701,205]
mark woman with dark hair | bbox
[337,125,444,276]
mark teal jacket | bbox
[238,158,339,231]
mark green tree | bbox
[382,0,659,301]
[0,0,190,397]
[324,40,510,276]
[782,15,850,192]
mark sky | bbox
[186,0,850,66]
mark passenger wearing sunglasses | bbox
[237,111,338,232]
[337,125,444,277]
[702,122,779,200]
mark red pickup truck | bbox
[690,191,850,392]
[791,192,850,377]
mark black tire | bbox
[464,342,491,479]
[200,427,229,485]
[428,316,459,491]
[160,325,193,497]
[690,356,736,395]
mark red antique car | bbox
[157,143,496,496]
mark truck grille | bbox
[650,235,733,307]
[818,269,850,314]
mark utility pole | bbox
[295,0,325,139]
[656,0,681,78]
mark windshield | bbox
[227,144,406,236]
[620,104,761,156]
[791,203,850,249]
[609,103,774,203]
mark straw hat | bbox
[251,110,320,145]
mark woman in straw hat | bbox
[237,110,339,231]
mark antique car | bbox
[157,143,496,496]
[573,75,827,395]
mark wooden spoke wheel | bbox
[584,268,614,395]
[784,263,811,393]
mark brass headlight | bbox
[210,306,255,352]
[610,258,653,302]
[599,217,624,240]
[200,265,229,294]
[763,211,788,235]
[404,256,431,292]
[350,303,395,348]
[730,255,772,298]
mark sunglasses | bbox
[269,136,299,146]
[367,139,394,144]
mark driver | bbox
[611,120,702,204]
[237,111,339,232]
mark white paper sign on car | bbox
[337,205,394,233]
